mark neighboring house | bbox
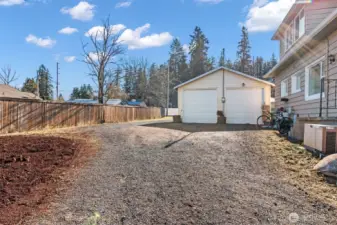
[0,84,41,101]
[175,67,274,124]
[121,100,147,107]
[264,0,337,140]
[67,98,122,105]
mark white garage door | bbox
[226,88,262,124]
[183,90,217,124]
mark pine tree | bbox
[169,38,189,107]
[189,26,209,78]
[253,57,264,78]
[147,63,167,107]
[21,78,37,94]
[70,87,80,100]
[225,59,233,69]
[123,66,133,95]
[37,65,53,100]
[58,94,65,102]
[218,48,226,67]
[206,57,216,71]
[135,67,147,100]
[270,53,278,69]
[236,26,252,74]
[70,84,94,100]
[79,84,94,99]
[114,67,122,87]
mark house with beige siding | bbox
[265,0,337,140]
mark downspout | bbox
[320,37,329,118]
[326,37,330,118]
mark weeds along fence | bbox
[0,100,162,134]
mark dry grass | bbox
[260,131,337,208]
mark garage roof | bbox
[174,67,275,89]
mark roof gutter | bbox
[264,8,337,79]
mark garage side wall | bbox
[177,70,271,118]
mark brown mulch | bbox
[0,134,95,225]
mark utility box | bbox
[304,124,337,156]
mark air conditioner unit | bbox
[304,124,337,157]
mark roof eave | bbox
[175,67,275,89]
[272,3,308,40]
[264,8,337,79]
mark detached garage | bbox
[175,67,275,124]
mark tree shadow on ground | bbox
[142,122,258,133]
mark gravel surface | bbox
[27,123,337,225]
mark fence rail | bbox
[0,100,162,134]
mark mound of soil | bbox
[0,135,83,225]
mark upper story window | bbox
[281,79,289,97]
[285,8,305,51]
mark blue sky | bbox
[0,0,294,99]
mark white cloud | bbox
[182,44,189,54]
[252,0,268,7]
[25,34,56,48]
[118,24,173,50]
[195,0,223,4]
[242,0,295,32]
[0,0,24,6]
[115,1,132,8]
[88,52,99,61]
[85,24,126,40]
[64,56,76,63]
[0,0,51,6]
[58,27,78,35]
[61,1,95,21]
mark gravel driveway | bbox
[28,122,337,225]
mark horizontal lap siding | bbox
[275,39,327,117]
[275,28,337,118]
[0,101,161,134]
[305,1,337,34]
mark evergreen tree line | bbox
[117,26,277,107]
[21,65,55,101]
[20,26,277,107]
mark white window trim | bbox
[291,71,302,94]
[298,9,305,37]
[284,8,305,52]
[281,79,289,97]
[305,56,325,101]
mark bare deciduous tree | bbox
[81,16,125,104]
[0,65,19,85]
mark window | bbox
[295,16,300,40]
[284,8,305,51]
[291,72,301,94]
[286,24,293,50]
[299,10,305,37]
[305,57,325,101]
[281,79,288,97]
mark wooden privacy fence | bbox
[0,100,162,134]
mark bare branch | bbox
[81,15,125,104]
[0,65,19,85]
